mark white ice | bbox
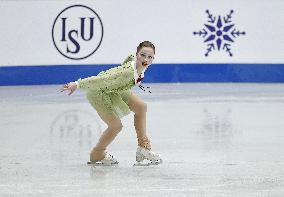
[0,83,284,197]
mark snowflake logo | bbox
[193,10,246,57]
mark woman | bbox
[61,41,162,165]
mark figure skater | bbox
[61,41,162,165]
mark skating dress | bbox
[77,54,145,118]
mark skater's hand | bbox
[60,82,77,95]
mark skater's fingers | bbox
[68,87,76,96]
[60,87,69,92]
[68,89,75,95]
[60,83,71,91]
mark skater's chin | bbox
[142,62,148,67]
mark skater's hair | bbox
[136,41,155,54]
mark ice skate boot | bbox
[88,153,118,166]
[134,146,162,166]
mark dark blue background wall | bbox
[0,63,284,85]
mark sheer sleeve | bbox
[77,56,135,92]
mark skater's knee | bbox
[108,122,123,133]
[101,115,123,133]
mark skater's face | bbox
[136,47,155,69]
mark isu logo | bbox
[52,5,104,60]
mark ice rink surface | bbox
[1,83,284,197]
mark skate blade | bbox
[133,159,162,166]
[87,161,119,166]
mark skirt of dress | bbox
[86,90,132,118]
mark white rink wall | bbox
[0,0,283,85]
[0,0,283,66]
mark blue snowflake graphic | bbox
[193,10,246,57]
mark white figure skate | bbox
[87,153,118,166]
[134,146,162,166]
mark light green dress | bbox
[77,54,138,118]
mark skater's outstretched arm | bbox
[60,64,133,95]
[61,55,135,95]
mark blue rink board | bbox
[0,63,284,85]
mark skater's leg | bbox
[90,112,122,162]
[128,92,151,150]
[128,92,162,164]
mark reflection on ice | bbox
[197,107,242,150]
[49,109,102,148]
